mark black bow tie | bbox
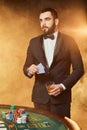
[43,34,54,40]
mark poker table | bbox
[0,104,81,130]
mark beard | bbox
[42,22,56,35]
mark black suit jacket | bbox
[23,32,84,104]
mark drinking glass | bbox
[46,82,55,94]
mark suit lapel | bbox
[50,32,63,69]
[35,35,48,67]
[54,32,62,58]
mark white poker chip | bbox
[0,121,4,123]
[0,124,5,127]
[0,128,7,130]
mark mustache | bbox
[41,26,48,29]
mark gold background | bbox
[0,0,87,130]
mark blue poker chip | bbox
[9,113,14,120]
[43,121,49,125]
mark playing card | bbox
[37,63,45,74]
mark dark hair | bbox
[40,8,58,19]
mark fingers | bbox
[27,64,38,75]
[48,84,63,96]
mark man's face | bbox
[39,11,58,35]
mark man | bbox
[23,8,84,117]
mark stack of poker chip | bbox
[14,108,28,124]
[1,105,28,124]
[17,115,27,124]
[10,104,16,113]
[1,112,6,119]
[1,111,14,121]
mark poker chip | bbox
[0,121,4,123]
[6,114,10,120]
[1,112,6,119]
[43,121,49,125]
[18,108,25,115]
[10,104,16,113]
[21,115,27,124]
[9,113,14,120]
[0,128,7,130]
[0,124,5,127]
[17,117,22,124]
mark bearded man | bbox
[23,8,84,117]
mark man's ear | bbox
[55,18,59,26]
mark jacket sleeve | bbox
[23,40,34,78]
[62,38,84,89]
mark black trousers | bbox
[34,101,71,118]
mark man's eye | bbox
[39,19,42,23]
[45,18,51,21]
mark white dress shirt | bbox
[43,31,58,67]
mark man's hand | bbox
[27,64,38,75]
[48,84,63,96]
